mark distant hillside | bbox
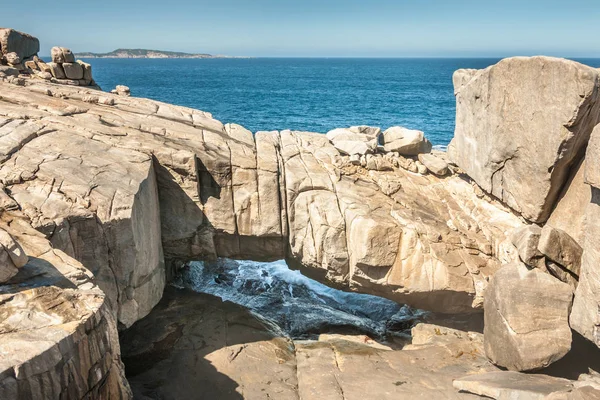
[74,48,242,59]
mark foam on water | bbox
[174,258,426,340]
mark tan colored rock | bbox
[484,263,573,371]
[0,227,28,282]
[50,46,65,63]
[77,59,93,81]
[538,225,583,278]
[326,126,380,155]
[121,287,298,400]
[60,47,75,63]
[0,28,39,60]
[382,126,432,155]
[586,124,600,189]
[450,57,600,223]
[0,75,524,316]
[0,212,131,399]
[24,60,37,70]
[111,84,131,96]
[0,119,165,328]
[510,225,544,267]
[453,371,574,400]
[415,160,428,174]
[4,52,19,66]
[47,62,66,79]
[62,62,84,80]
[570,187,600,347]
[547,160,590,245]
[418,153,449,176]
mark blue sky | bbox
[6,0,600,57]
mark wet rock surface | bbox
[174,258,425,340]
[122,287,498,400]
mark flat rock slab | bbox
[122,288,499,400]
[121,287,299,400]
[454,371,573,400]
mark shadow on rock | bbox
[119,286,298,400]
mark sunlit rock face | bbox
[450,56,600,224]
[0,76,524,318]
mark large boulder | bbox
[62,62,84,80]
[484,263,573,371]
[326,126,380,155]
[417,153,449,176]
[449,57,600,223]
[586,124,600,189]
[571,187,600,346]
[538,225,583,278]
[0,227,27,282]
[0,212,131,399]
[546,159,590,245]
[382,126,432,155]
[510,225,544,267]
[0,28,39,61]
[50,46,75,64]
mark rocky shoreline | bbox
[1,28,600,399]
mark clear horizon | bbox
[5,0,600,58]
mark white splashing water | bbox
[174,258,426,340]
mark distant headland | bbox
[73,48,248,59]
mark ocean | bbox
[85,58,600,147]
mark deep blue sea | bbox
[84,58,600,146]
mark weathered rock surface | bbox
[122,288,499,399]
[326,126,381,155]
[484,263,573,371]
[6,46,600,398]
[454,371,600,400]
[586,124,600,188]
[0,75,527,315]
[510,225,544,267]
[0,227,27,282]
[450,56,600,223]
[0,211,131,399]
[382,126,432,155]
[570,187,600,347]
[0,28,39,61]
[111,85,131,96]
[538,226,583,278]
[454,372,574,400]
[418,152,449,176]
[62,62,84,80]
[546,160,590,246]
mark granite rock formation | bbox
[325,126,381,155]
[483,263,573,371]
[449,57,600,224]
[381,126,432,155]
[0,28,39,62]
[2,30,600,399]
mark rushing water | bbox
[173,258,425,341]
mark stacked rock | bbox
[111,84,131,96]
[326,125,451,176]
[39,46,95,86]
